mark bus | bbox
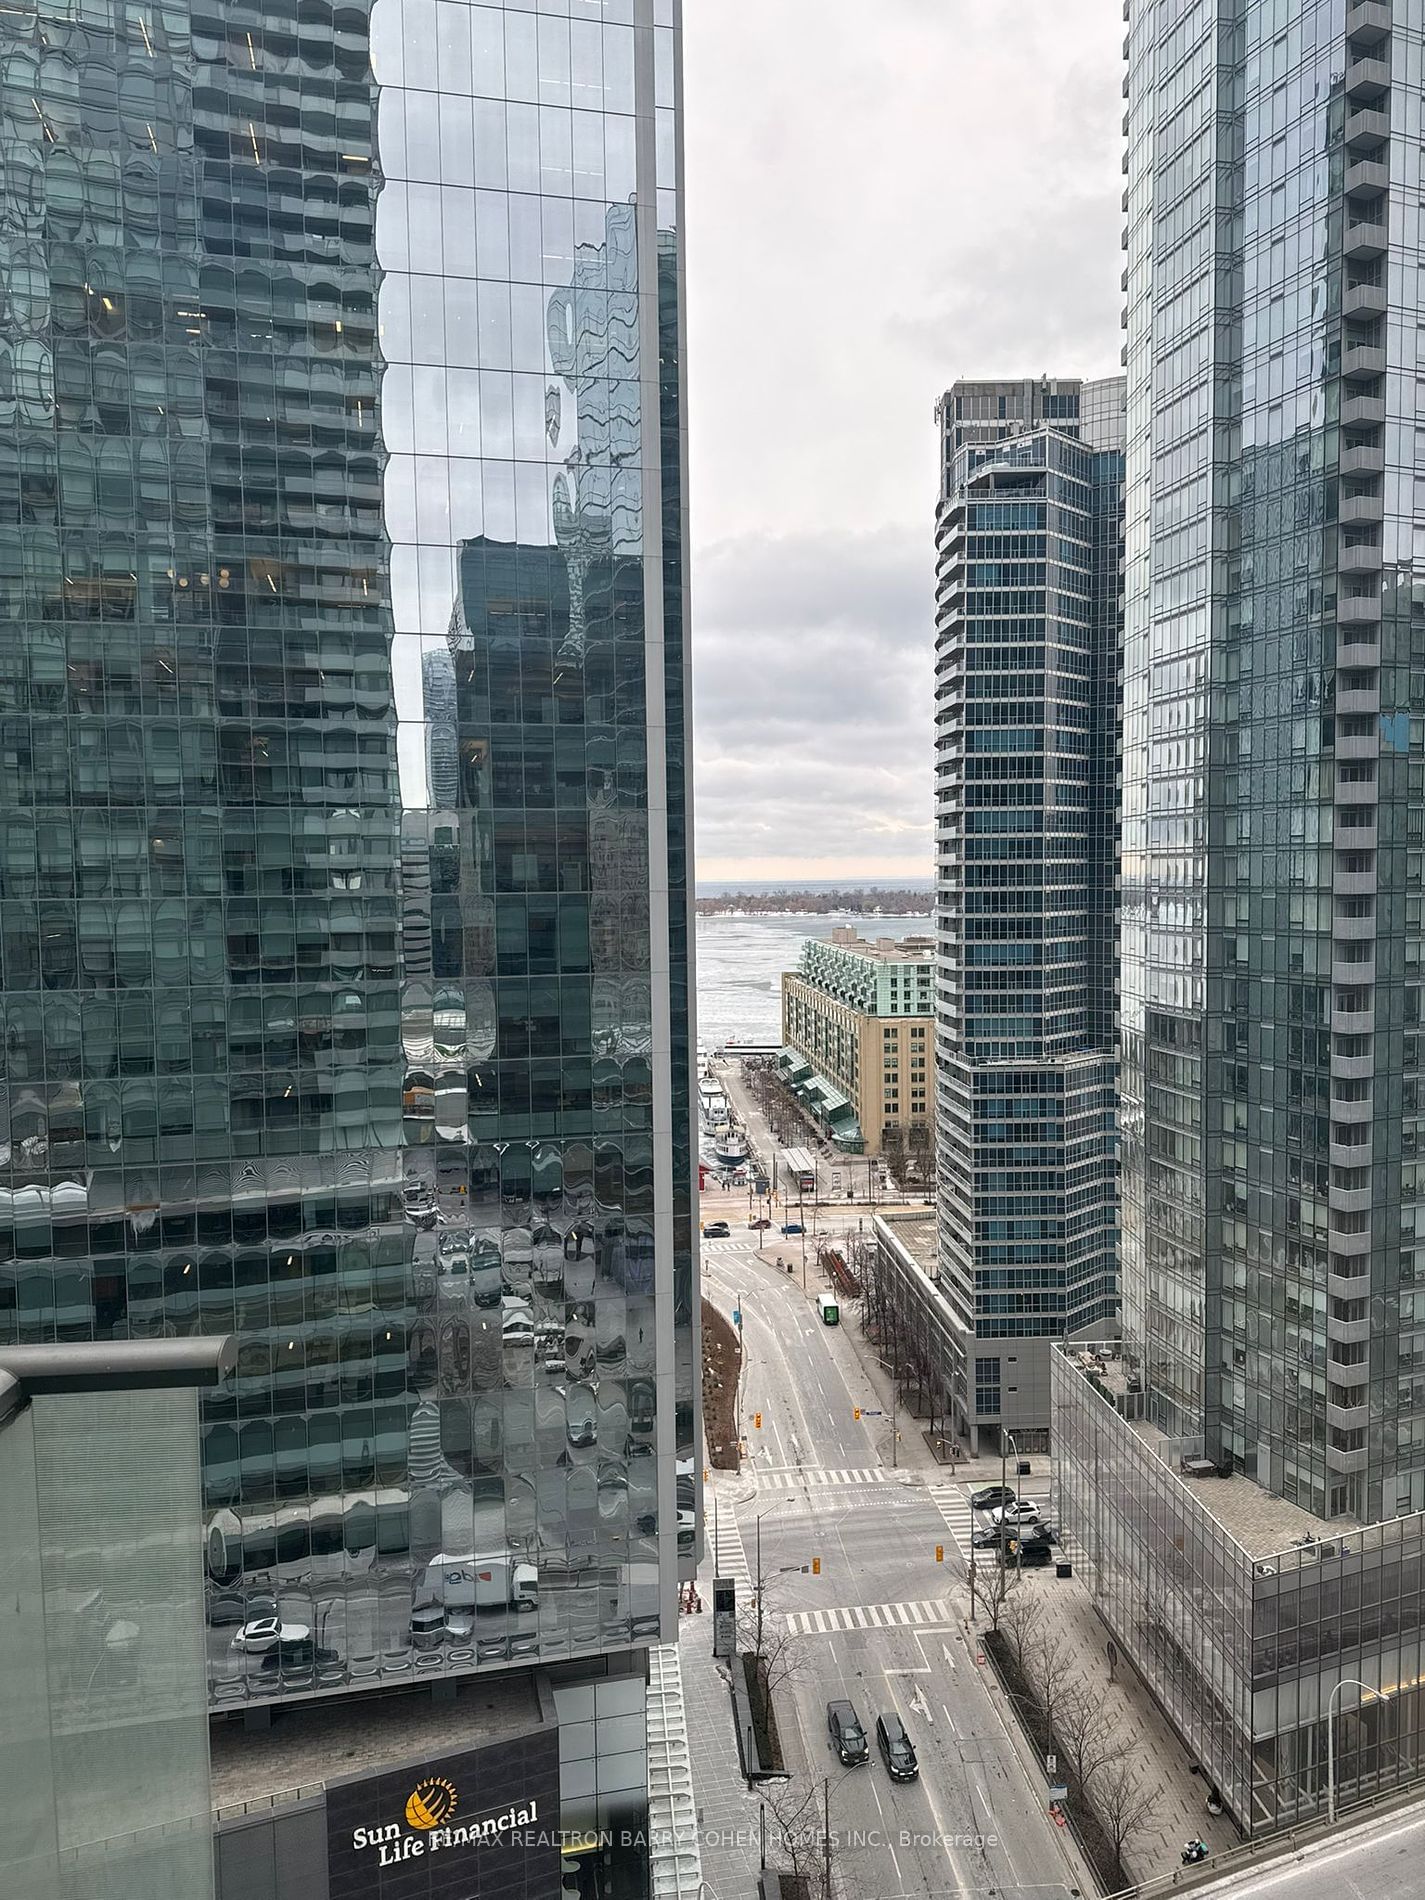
[780,1147,817,1195]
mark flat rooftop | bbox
[822,929,935,963]
[1068,1348,1340,1558]
[210,1673,546,1811]
[876,1211,938,1276]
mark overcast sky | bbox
[683,1,1123,884]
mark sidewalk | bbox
[678,1469,770,1899]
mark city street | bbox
[696,1221,1086,1900]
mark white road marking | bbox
[784,1598,955,1636]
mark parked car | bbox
[231,1617,311,1654]
[970,1484,1017,1511]
[827,1699,869,1766]
[990,1500,1041,1526]
[410,1603,448,1649]
[998,1537,1054,1568]
[258,1636,340,1670]
[876,1712,918,1782]
[972,1526,1012,1551]
[702,1221,730,1239]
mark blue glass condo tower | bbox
[934,377,1124,1450]
[0,0,696,1707]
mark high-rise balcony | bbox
[1338,539,1382,570]
[1339,490,1384,522]
[1344,214,1389,261]
[1332,878,1377,907]
[1344,157,1390,199]
[1342,280,1387,319]
[1342,344,1386,381]
[1340,442,1385,475]
[1327,1266,1373,1302]
[1327,1399,1371,1434]
[1338,592,1382,622]
[1346,0,1392,46]
[1325,1441,1370,1474]
[1344,54,1392,102]
[1345,104,1391,149]
[1334,734,1379,766]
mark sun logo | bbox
[405,1776,458,1830]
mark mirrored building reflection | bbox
[0,0,695,1712]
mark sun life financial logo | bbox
[351,1781,539,1869]
[406,1777,458,1830]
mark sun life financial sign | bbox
[351,1784,540,1867]
[326,1729,562,1896]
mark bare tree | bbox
[764,1777,836,1900]
[1092,1753,1163,1882]
[1022,1626,1077,1743]
[999,1580,1043,1673]
[975,1542,1018,1634]
[737,1583,805,1705]
[1056,1683,1123,1794]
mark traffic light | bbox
[754,1411,763,1429]
[812,1557,821,1576]
[935,1544,944,1564]
[853,1407,861,1421]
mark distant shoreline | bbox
[695,889,934,918]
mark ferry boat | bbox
[711,1127,749,1170]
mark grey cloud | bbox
[684,0,1121,875]
[692,529,933,871]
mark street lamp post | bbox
[1000,1426,1023,1579]
[1327,1676,1390,1824]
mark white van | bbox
[418,1553,538,1612]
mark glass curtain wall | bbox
[0,0,693,1708]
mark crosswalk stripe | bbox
[753,1466,898,1492]
[783,1599,953,1637]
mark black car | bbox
[702,1221,731,1239]
[972,1525,1013,1551]
[827,1699,869,1765]
[998,1536,1053,1568]
[970,1485,1016,1511]
[876,1712,918,1782]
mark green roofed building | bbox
[779,929,935,1158]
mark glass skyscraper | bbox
[0,0,695,1709]
[1121,0,1422,1524]
[934,377,1123,1450]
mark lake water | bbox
[694,913,933,1048]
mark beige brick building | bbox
[778,929,935,1157]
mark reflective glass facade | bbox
[1123,0,1425,1523]
[1056,1342,1425,1836]
[933,380,1123,1447]
[0,0,694,1707]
